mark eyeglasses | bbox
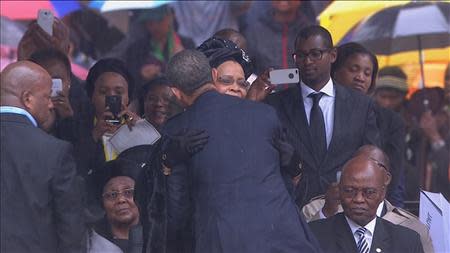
[102,188,135,201]
[217,75,250,89]
[340,186,384,200]
[293,48,332,62]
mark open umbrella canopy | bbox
[319,1,410,44]
[347,2,450,55]
[0,0,81,20]
[89,0,172,13]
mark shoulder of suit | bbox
[379,217,421,237]
[334,81,373,104]
[34,126,71,146]
[266,87,297,104]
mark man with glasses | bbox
[308,150,424,253]
[266,25,380,207]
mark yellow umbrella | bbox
[319,1,410,44]
[319,1,450,91]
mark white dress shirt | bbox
[345,209,382,253]
[300,78,335,147]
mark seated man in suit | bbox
[308,148,424,253]
[1,61,85,252]
[163,49,321,253]
[302,145,434,253]
[266,25,380,206]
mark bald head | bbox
[339,153,390,226]
[1,61,53,127]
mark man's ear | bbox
[384,171,392,187]
[211,68,218,83]
[329,47,337,64]
[21,90,33,111]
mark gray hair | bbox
[166,49,213,95]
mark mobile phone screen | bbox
[51,79,63,97]
[37,9,54,36]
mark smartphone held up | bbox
[269,68,300,85]
[37,9,54,36]
[105,95,122,125]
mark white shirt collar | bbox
[0,106,38,127]
[376,201,384,217]
[300,78,335,100]
[345,214,377,238]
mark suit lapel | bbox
[334,213,359,253]
[280,87,317,167]
[370,218,391,253]
[322,83,353,167]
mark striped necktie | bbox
[355,227,369,253]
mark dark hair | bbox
[294,25,333,49]
[166,49,213,95]
[85,58,134,101]
[28,48,72,76]
[214,28,241,39]
[378,66,407,80]
[138,76,172,115]
[331,42,379,93]
[213,28,247,49]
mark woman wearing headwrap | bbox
[197,37,252,99]
[87,159,142,253]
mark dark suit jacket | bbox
[164,91,322,253]
[0,113,86,253]
[266,83,380,206]
[308,213,424,253]
[374,105,406,207]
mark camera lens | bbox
[288,73,294,79]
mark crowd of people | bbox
[1,2,449,253]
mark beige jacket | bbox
[301,196,434,253]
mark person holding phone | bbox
[266,26,380,207]
[28,49,76,136]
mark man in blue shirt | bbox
[0,61,86,253]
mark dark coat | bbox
[308,212,424,253]
[266,83,380,206]
[0,113,86,253]
[164,91,322,253]
[374,104,406,207]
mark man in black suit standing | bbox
[266,25,380,206]
[0,61,85,253]
[163,50,321,253]
[308,153,424,253]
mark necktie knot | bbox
[308,92,324,105]
[355,227,367,238]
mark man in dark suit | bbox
[308,151,424,253]
[266,25,380,206]
[163,50,321,253]
[0,61,86,253]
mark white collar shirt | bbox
[300,78,335,147]
[345,215,377,253]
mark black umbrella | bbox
[345,2,450,87]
